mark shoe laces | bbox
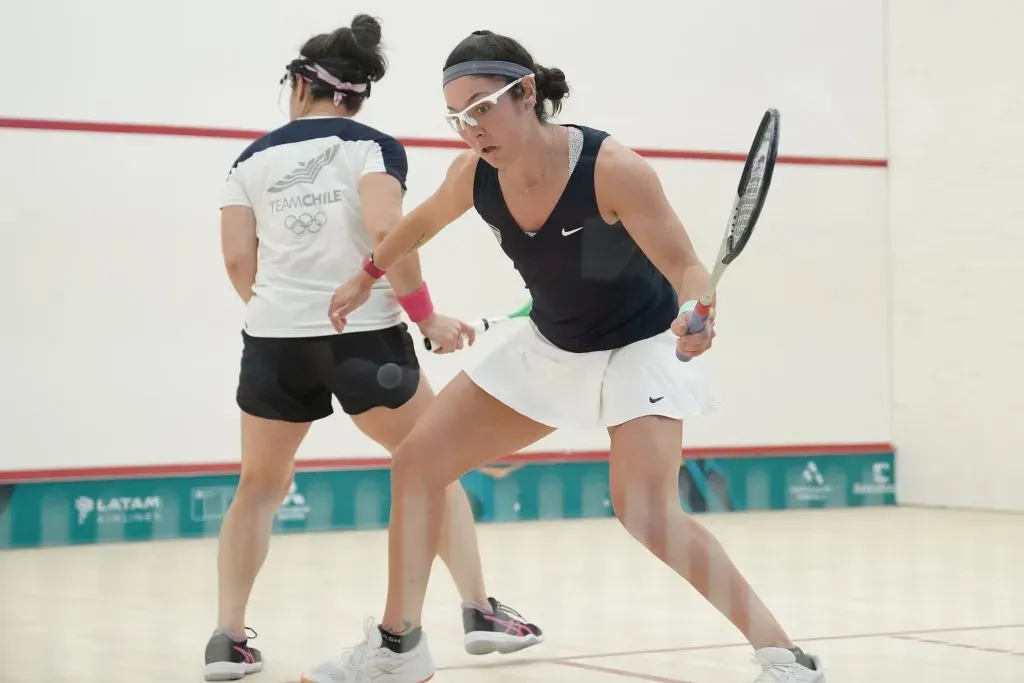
[318,618,382,676]
[492,600,526,623]
[752,660,790,682]
[752,651,805,682]
[213,626,258,643]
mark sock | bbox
[789,647,816,670]
[462,600,494,614]
[214,628,246,642]
[379,625,422,654]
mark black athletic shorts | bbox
[236,323,420,422]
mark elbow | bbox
[665,253,697,284]
[679,250,708,278]
[224,252,255,276]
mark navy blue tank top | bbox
[472,124,678,353]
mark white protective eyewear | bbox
[444,75,532,133]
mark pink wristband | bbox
[362,253,386,279]
[397,282,435,323]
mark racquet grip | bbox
[676,301,712,362]
[423,318,491,351]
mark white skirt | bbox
[464,322,721,429]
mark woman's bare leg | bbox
[606,416,823,679]
[607,415,804,650]
[217,413,310,634]
[350,376,488,606]
[374,372,554,634]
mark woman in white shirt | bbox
[206,15,542,681]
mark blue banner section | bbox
[0,452,895,549]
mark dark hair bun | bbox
[349,14,382,50]
[327,14,386,81]
[300,14,386,83]
[534,64,569,117]
[535,65,569,103]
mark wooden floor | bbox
[1,506,1022,682]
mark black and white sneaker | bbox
[463,597,544,655]
[204,627,264,681]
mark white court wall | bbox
[886,0,1024,511]
[0,0,890,470]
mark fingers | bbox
[673,310,716,358]
[448,326,465,352]
[673,309,715,337]
[676,334,713,357]
[329,304,345,330]
[461,322,477,346]
[426,324,475,355]
[676,325,715,357]
[329,296,354,333]
[330,310,347,333]
[430,340,458,354]
[424,329,455,354]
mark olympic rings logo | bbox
[285,212,327,234]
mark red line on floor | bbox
[557,622,1024,663]
[0,442,894,483]
[890,634,1024,656]
[435,623,1023,672]
[0,117,888,168]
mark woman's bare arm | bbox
[594,139,713,308]
[368,150,478,274]
[220,205,259,303]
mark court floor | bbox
[1,506,1022,682]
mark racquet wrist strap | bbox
[362,253,386,279]
[398,282,434,323]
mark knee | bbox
[237,462,294,504]
[609,472,679,543]
[390,437,444,490]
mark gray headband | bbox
[442,60,533,86]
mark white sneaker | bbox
[300,618,436,683]
[752,647,824,682]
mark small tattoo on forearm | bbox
[406,233,427,254]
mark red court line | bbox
[0,117,888,168]
[559,622,1024,663]
[435,623,1023,671]
[889,634,1024,657]
[0,442,894,483]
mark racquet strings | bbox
[729,119,778,252]
[733,134,770,250]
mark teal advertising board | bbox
[0,450,895,550]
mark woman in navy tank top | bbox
[306,29,824,683]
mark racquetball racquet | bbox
[677,108,781,362]
[423,299,533,351]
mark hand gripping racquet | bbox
[423,299,533,352]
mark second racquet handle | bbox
[423,318,493,351]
